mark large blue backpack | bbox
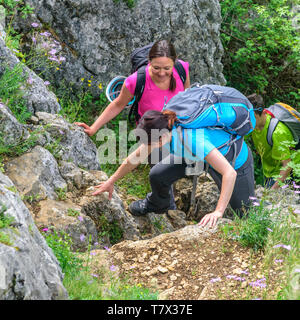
[163,84,256,136]
[163,84,256,209]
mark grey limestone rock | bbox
[0,172,68,300]
[15,0,225,96]
[0,35,61,114]
[4,145,67,200]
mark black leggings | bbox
[145,146,255,216]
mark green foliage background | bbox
[220,0,299,109]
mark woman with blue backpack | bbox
[90,92,256,227]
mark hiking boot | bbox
[129,199,167,216]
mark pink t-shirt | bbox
[125,60,189,118]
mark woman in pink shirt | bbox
[75,40,190,135]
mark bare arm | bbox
[75,83,133,136]
[199,148,237,227]
[91,143,153,198]
[184,72,191,89]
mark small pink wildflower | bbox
[42,228,49,232]
[273,244,291,250]
[110,265,117,272]
[294,209,300,215]
[27,76,33,85]
[31,22,39,28]
[78,216,83,222]
[40,31,51,37]
[249,196,257,200]
[91,273,98,278]
[293,181,300,189]
[249,277,266,289]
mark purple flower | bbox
[110,265,117,272]
[253,201,260,206]
[44,80,50,86]
[241,270,249,275]
[281,184,289,189]
[295,191,300,194]
[42,228,49,232]
[273,244,291,250]
[267,228,273,232]
[226,275,245,281]
[78,216,83,222]
[249,196,257,200]
[90,251,96,256]
[91,273,98,278]
[79,234,86,242]
[210,277,221,283]
[32,36,37,44]
[49,49,57,55]
[104,246,111,252]
[275,259,283,264]
[234,277,245,282]
[40,31,51,37]
[27,76,33,85]
[42,42,49,49]
[295,269,300,273]
[31,22,39,28]
[294,209,300,215]
[48,56,59,62]
[293,181,300,189]
[249,277,266,289]
[59,56,66,62]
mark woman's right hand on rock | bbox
[74,122,95,136]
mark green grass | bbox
[0,64,32,123]
[221,199,300,300]
[43,228,158,300]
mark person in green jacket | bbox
[247,94,299,189]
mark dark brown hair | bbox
[247,93,265,115]
[137,110,178,144]
[149,40,178,91]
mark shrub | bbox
[220,0,300,108]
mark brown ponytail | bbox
[162,110,178,129]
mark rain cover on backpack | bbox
[163,84,256,136]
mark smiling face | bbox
[149,56,174,83]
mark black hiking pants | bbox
[145,146,255,216]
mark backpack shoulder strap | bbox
[174,60,186,85]
[128,65,147,123]
[267,117,279,147]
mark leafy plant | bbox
[222,202,275,251]
[0,203,15,246]
[55,187,67,201]
[220,0,300,108]
[43,228,84,276]
[0,64,32,123]
[98,214,123,245]
[0,203,15,229]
